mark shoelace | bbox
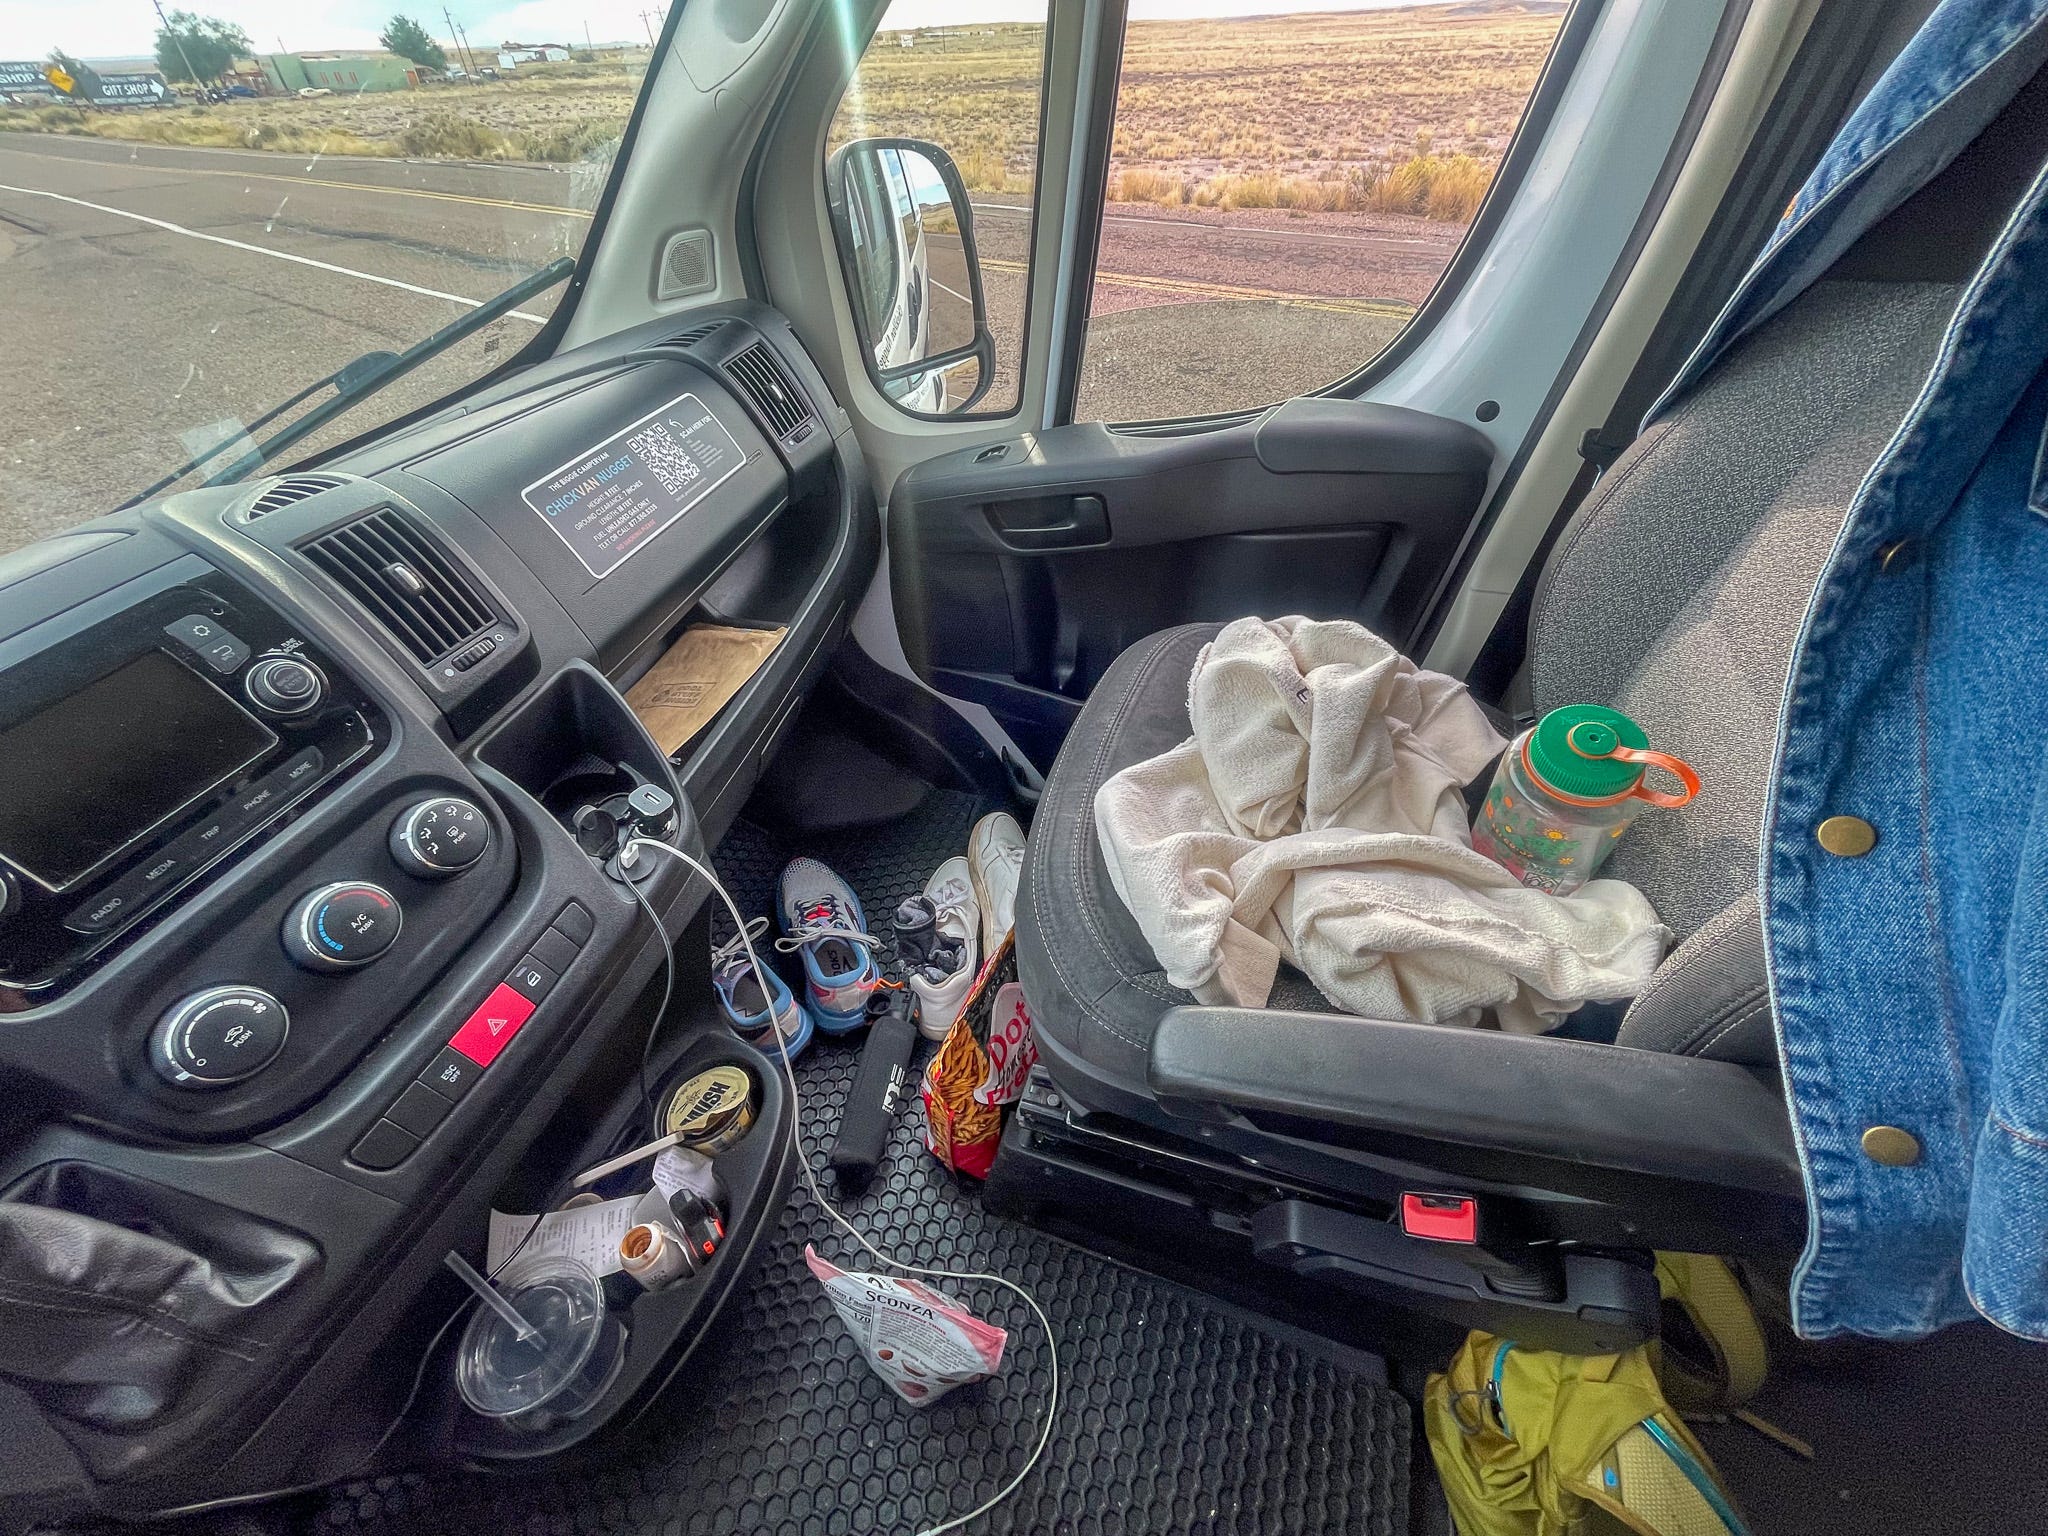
[712,915,774,971]
[774,895,882,959]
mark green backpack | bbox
[1423,1254,1768,1536]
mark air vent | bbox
[302,508,496,667]
[657,320,726,351]
[246,473,348,518]
[724,342,813,442]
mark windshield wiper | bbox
[119,258,576,511]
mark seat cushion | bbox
[1017,623,1333,1099]
[1614,890,1776,1067]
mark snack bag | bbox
[973,982,1037,1107]
[805,1245,1007,1405]
[920,932,1017,1177]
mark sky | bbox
[0,0,1434,64]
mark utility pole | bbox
[639,10,658,47]
[152,0,205,90]
[457,24,481,75]
[442,7,476,75]
[584,20,593,51]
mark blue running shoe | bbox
[712,917,814,1060]
[774,857,881,1034]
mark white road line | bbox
[0,181,549,323]
[930,276,973,304]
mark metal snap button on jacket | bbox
[1816,816,1877,857]
[1862,1126,1922,1166]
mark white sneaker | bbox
[905,857,979,1040]
[967,811,1026,959]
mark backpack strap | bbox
[1654,1253,1769,1413]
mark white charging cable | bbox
[620,835,1060,1536]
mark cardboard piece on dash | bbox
[626,624,786,756]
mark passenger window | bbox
[1073,0,1571,424]
[828,3,1051,416]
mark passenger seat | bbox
[1018,274,1961,1107]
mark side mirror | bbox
[826,137,995,415]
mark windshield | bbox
[0,11,647,560]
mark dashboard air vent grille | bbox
[302,509,495,666]
[658,321,725,350]
[247,473,348,517]
[724,342,813,442]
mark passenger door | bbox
[757,0,1742,770]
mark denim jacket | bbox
[1658,0,2048,1339]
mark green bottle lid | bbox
[1525,704,1649,802]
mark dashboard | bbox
[0,303,877,1524]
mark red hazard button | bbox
[448,983,536,1067]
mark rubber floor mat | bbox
[315,793,1410,1536]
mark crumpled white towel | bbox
[1093,616,1668,1032]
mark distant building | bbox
[495,42,571,67]
[259,52,423,94]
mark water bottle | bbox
[1470,704,1699,896]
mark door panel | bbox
[889,397,1491,768]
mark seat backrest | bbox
[1529,277,1959,943]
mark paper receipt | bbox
[487,1194,641,1277]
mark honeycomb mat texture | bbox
[314,791,1410,1536]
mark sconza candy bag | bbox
[805,1246,1007,1404]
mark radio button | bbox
[151,985,288,1087]
[228,747,325,828]
[283,881,402,972]
[246,656,326,717]
[163,615,250,674]
[65,883,138,935]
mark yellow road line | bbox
[983,255,1413,317]
[0,142,590,219]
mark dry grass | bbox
[0,68,640,164]
[1115,147,1496,218]
[837,1,1561,219]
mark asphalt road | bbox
[0,134,1438,557]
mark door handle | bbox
[983,494,1111,550]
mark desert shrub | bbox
[1110,166,1185,205]
[514,118,622,161]
[1422,153,1491,222]
[952,141,1031,194]
[398,112,513,159]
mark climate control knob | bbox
[245,655,326,716]
[283,881,402,972]
[389,797,490,879]
[151,985,289,1087]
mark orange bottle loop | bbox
[1605,745,1701,810]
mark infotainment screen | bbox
[519,391,746,579]
[0,650,277,890]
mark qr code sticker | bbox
[629,422,704,498]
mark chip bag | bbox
[921,932,1017,1177]
[805,1245,1007,1405]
